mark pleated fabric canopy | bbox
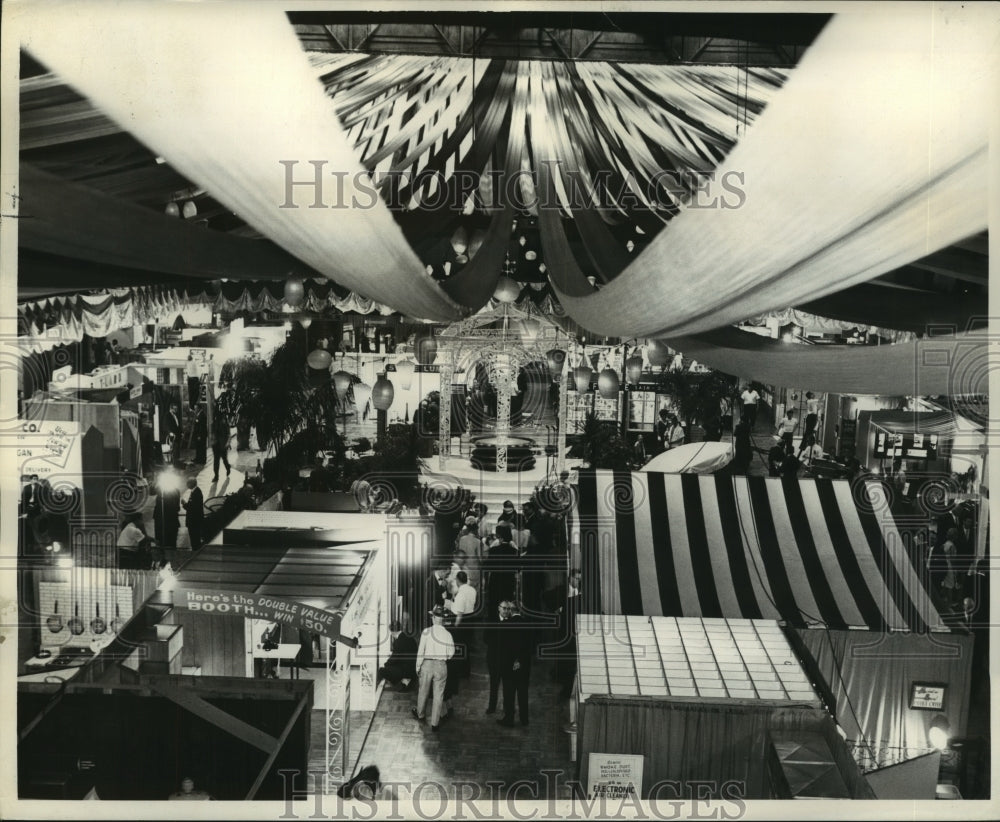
[568,470,947,634]
[14,3,992,390]
[16,0,463,322]
[555,8,992,337]
[663,325,989,396]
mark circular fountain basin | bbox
[470,435,537,472]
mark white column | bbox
[495,368,512,473]
[438,363,453,471]
[556,357,569,474]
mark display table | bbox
[255,643,304,679]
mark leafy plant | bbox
[577,412,632,470]
[224,333,347,460]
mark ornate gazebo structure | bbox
[433,299,576,473]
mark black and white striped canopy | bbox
[569,470,946,633]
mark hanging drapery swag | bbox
[19,5,989,350]
[553,10,990,339]
[20,0,463,322]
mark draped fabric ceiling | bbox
[14,2,992,394]
[17,286,196,352]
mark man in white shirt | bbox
[117,516,151,569]
[776,410,799,451]
[798,436,825,466]
[413,606,455,731]
[446,571,477,679]
[740,386,760,430]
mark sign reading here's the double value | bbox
[173,587,340,640]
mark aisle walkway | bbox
[350,642,578,799]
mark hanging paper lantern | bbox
[182,200,198,219]
[415,335,437,365]
[494,276,521,303]
[546,349,566,378]
[451,225,468,254]
[598,368,620,398]
[574,365,593,393]
[333,370,353,396]
[647,340,670,368]
[625,355,644,385]
[307,349,332,371]
[395,358,416,390]
[372,374,395,411]
[284,276,305,307]
[353,381,372,413]
[164,202,180,218]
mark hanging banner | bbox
[168,586,342,641]
[586,753,644,801]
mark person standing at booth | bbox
[776,409,799,453]
[740,385,760,430]
[163,403,183,467]
[211,417,232,483]
[182,477,204,550]
[192,406,208,465]
[496,601,532,728]
[445,570,477,680]
[413,606,454,731]
[185,353,201,409]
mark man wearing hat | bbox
[412,605,455,731]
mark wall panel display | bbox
[566,391,593,433]
[38,581,133,649]
[627,391,658,431]
[592,394,621,423]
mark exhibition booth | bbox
[574,615,874,800]
[568,470,975,793]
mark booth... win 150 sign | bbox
[171,587,342,640]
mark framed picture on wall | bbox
[910,681,947,711]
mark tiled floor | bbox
[347,641,579,799]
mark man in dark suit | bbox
[425,560,451,619]
[21,474,42,517]
[484,524,519,612]
[163,403,183,466]
[182,477,205,550]
[192,407,208,465]
[377,620,419,689]
[496,600,533,728]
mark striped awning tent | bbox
[569,470,947,633]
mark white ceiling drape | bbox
[17,0,464,322]
[555,9,993,338]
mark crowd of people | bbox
[370,494,580,733]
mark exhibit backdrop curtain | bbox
[577,698,871,799]
[794,629,974,771]
[555,9,991,339]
